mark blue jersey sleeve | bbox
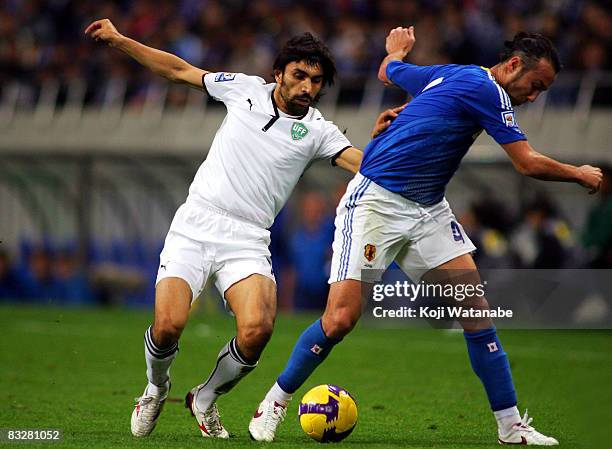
[386,61,440,97]
[462,78,526,144]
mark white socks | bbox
[494,406,521,433]
[143,328,260,410]
[146,381,168,397]
[264,382,292,405]
[144,325,177,393]
[195,337,257,411]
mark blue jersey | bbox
[360,62,526,205]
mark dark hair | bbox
[500,32,561,73]
[273,32,337,87]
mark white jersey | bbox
[188,72,352,228]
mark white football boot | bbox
[248,399,287,442]
[130,381,169,437]
[184,386,230,438]
[498,410,559,445]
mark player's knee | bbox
[238,319,274,352]
[324,309,358,339]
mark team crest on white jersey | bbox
[215,72,237,82]
[291,122,309,140]
[501,111,517,127]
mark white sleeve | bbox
[316,120,352,161]
[202,72,265,106]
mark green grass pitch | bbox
[1,304,610,448]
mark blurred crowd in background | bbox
[1,0,611,108]
[1,167,611,308]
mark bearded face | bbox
[274,60,324,116]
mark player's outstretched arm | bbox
[84,19,206,88]
[378,26,415,85]
[502,140,603,193]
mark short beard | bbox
[279,80,321,116]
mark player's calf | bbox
[152,277,192,345]
[322,306,359,339]
[236,318,274,362]
[321,279,363,339]
[151,319,183,347]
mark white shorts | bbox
[156,195,275,302]
[329,173,476,283]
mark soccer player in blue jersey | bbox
[249,27,602,445]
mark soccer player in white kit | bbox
[85,18,398,439]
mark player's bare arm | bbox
[334,147,362,174]
[502,140,602,193]
[378,26,416,85]
[84,19,206,88]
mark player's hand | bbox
[577,165,603,194]
[385,26,416,58]
[84,19,124,47]
[371,104,406,138]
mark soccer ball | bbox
[298,384,358,442]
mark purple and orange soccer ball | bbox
[298,384,358,442]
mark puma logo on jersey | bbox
[246,98,254,110]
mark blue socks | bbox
[276,321,517,411]
[277,319,341,394]
[464,327,517,412]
